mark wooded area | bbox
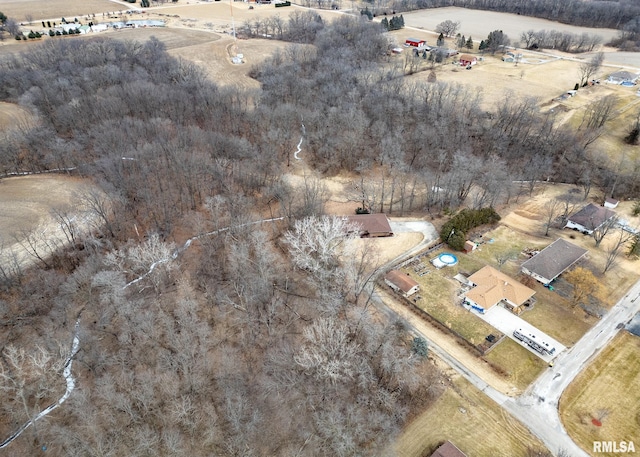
[0,11,638,455]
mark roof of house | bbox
[605,197,619,205]
[521,238,588,282]
[459,54,476,61]
[345,213,392,235]
[385,270,419,293]
[567,203,616,230]
[608,70,638,81]
[406,37,425,42]
[465,266,535,309]
[431,441,467,457]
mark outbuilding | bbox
[385,270,420,297]
[405,38,426,48]
[345,213,393,238]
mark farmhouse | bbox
[564,203,616,234]
[385,270,419,297]
[464,266,535,314]
[459,54,477,67]
[607,70,638,85]
[345,213,393,237]
[430,441,467,457]
[521,238,588,285]
[405,38,426,48]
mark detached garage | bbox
[385,270,420,297]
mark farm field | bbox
[392,372,546,457]
[401,7,621,53]
[0,0,123,22]
[560,331,640,456]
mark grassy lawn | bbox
[483,338,547,390]
[401,254,496,346]
[518,286,595,347]
[392,375,547,457]
[560,332,640,455]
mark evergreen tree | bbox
[479,39,486,50]
[381,17,389,31]
[458,34,466,48]
[437,32,444,47]
[465,36,474,49]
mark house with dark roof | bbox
[564,203,616,234]
[430,441,467,457]
[521,238,588,285]
[464,266,535,314]
[345,213,393,238]
[384,270,419,297]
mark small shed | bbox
[463,240,477,253]
[604,197,619,209]
[459,54,477,67]
[385,270,420,297]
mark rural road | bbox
[375,220,640,457]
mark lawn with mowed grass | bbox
[518,286,595,347]
[483,338,547,390]
[392,375,547,457]
[401,252,496,346]
[560,332,640,455]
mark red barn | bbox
[405,38,426,47]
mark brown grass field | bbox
[560,332,640,456]
[0,0,125,22]
[0,101,32,130]
[391,372,546,457]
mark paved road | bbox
[375,220,640,456]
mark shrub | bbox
[440,207,501,250]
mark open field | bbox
[0,0,124,22]
[560,331,640,456]
[0,175,98,270]
[392,372,546,457]
[402,7,621,53]
[0,101,32,131]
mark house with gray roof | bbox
[607,70,639,84]
[521,238,588,285]
[564,203,616,234]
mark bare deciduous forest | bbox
[0,12,638,456]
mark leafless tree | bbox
[602,228,633,273]
[592,216,619,248]
[542,198,561,236]
[578,52,604,86]
[435,20,460,37]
